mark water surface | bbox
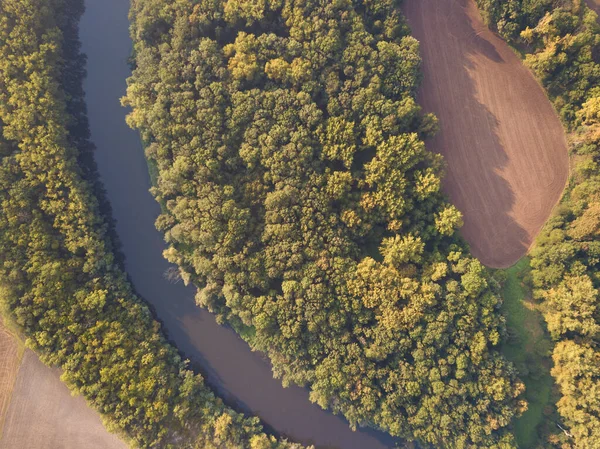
[79,1,401,448]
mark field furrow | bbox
[404,0,569,268]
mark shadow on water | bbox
[77,0,406,448]
[60,0,126,268]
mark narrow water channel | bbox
[79,1,400,448]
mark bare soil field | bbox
[0,321,21,435]
[0,350,126,449]
[403,0,569,268]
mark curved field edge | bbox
[402,1,568,443]
[403,0,569,269]
[124,0,529,447]
[475,0,600,447]
[0,1,307,449]
[0,311,125,449]
[0,348,126,449]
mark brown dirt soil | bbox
[0,350,127,449]
[0,321,21,436]
[586,0,600,19]
[403,0,569,268]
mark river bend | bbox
[79,1,400,448]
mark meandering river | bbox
[79,1,400,448]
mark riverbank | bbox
[0,0,310,447]
[79,0,401,447]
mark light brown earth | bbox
[0,338,126,449]
[403,0,569,268]
[0,321,21,436]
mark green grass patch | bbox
[499,258,555,448]
[146,156,159,188]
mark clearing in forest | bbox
[403,0,569,268]
[500,260,555,448]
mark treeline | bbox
[125,0,526,447]
[475,0,555,41]
[0,1,307,448]
[476,0,600,447]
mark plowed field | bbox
[404,0,569,268]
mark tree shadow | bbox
[60,0,127,269]
[76,0,407,448]
[403,0,564,268]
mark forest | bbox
[124,0,527,447]
[0,0,307,448]
[476,0,600,447]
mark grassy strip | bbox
[473,1,600,445]
[499,259,555,448]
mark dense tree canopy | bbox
[476,0,600,447]
[0,1,307,448]
[477,0,600,121]
[475,0,555,40]
[125,0,526,447]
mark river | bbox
[78,1,401,448]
